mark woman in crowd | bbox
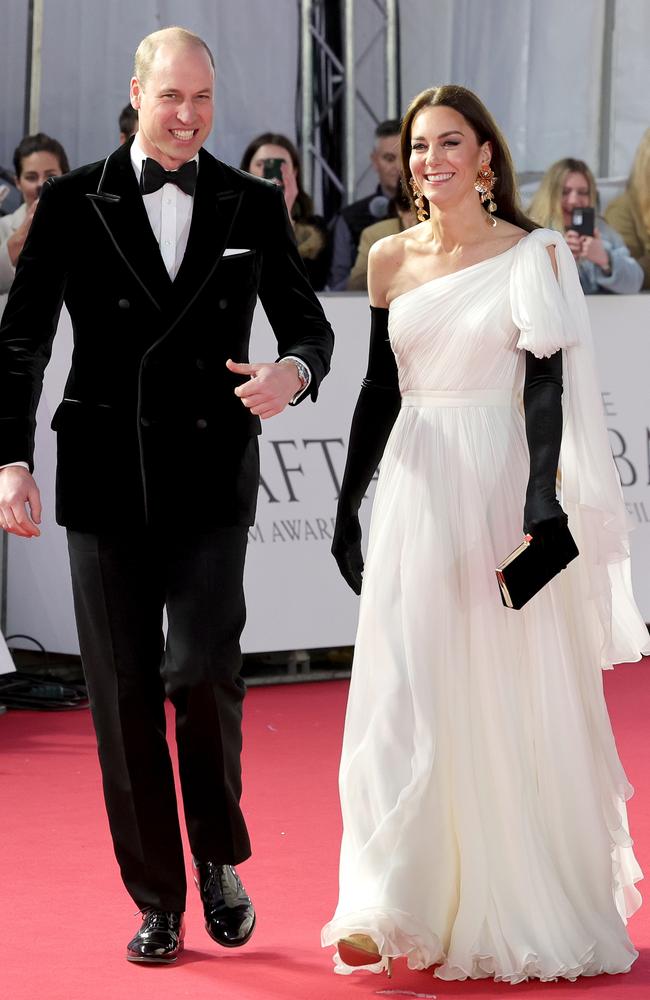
[347,186,417,291]
[528,157,643,294]
[605,127,650,289]
[322,84,646,983]
[0,133,70,319]
[240,132,329,290]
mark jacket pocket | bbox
[51,398,114,430]
[221,249,255,260]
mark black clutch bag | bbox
[496,521,579,610]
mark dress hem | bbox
[322,907,638,982]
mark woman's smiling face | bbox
[409,105,491,213]
[560,171,591,228]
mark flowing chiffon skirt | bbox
[322,231,646,983]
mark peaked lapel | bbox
[170,149,244,316]
[85,140,172,311]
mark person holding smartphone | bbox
[240,132,330,290]
[528,158,642,294]
[0,133,70,320]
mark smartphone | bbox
[262,157,285,187]
[570,206,595,236]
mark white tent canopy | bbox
[1,0,649,201]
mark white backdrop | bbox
[610,0,650,176]
[6,293,650,655]
[400,0,606,173]
[3,1,650,202]
[399,0,650,179]
[1,0,300,180]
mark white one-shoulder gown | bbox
[322,229,647,983]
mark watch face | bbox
[294,360,309,385]
[283,357,309,392]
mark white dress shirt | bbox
[130,134,197,281]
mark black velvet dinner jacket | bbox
[0,140,334,531]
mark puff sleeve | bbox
[511,229,649,666]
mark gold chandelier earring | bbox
[475,163,497,226]
[409,177,429,222]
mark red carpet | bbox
[1,663,648,1000]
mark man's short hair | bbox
[134,26,215,87]
[375,119,401,139]
[13,133,70,178]
[119,105,138,138]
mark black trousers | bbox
[67,525,251,912]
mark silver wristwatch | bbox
[282,355,311,403]
[290,357,310,391]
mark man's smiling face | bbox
[130,42,214,169]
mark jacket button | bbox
[196,418,208,430]
[218,298,228,310]
[118,298,130,309]
[196,358,206,370]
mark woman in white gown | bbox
[321,85,648,983]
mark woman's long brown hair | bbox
[400,85,537,233]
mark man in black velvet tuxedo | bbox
[0,27,333,963]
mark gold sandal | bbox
[337,934,392,977]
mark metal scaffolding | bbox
[299,0,400,213]
[23,0,44,135]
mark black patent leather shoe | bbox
[193,859,256,948]
[126,909,185,963]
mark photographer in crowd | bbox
[327,119,401,290]
[346,186,416,291]
[0,133,70,319]
[240,132,329,290]
[528,157,643,295]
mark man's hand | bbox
[0,467,42,537]
[226,358,302,418]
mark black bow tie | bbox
[140,157,197,197]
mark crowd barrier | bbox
[6,292,650,654]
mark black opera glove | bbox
[332,510,365,595]
[332,306,401,594]
[522,348,568,535]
